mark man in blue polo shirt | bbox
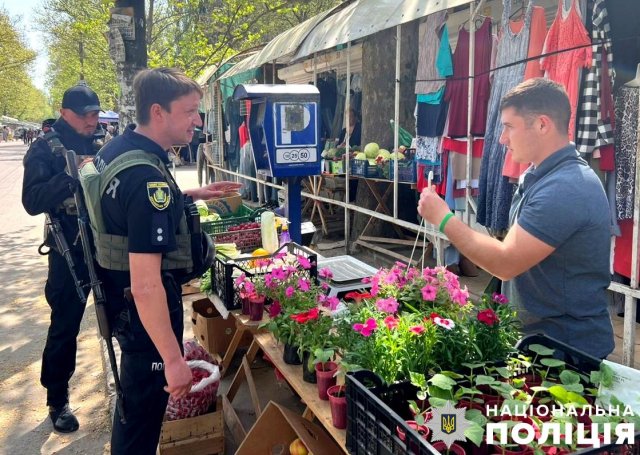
[418,78,614,359]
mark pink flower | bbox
[409,325,426,335]
[244,281,255,294]
[298,278,310,291]
[296,255,311,270]
[492,292,509,304]
[433,317,455,330]
[318,267,333,280]
[234,273,247,287]
[325,296,340,311]
[450,286,470,306]
[370,281,380,297]
[271,268,286,281]
[375,297,399,313]
[268,301,282,318]
[384,316,399,330]
[353,318,377,337]
[321,282,330,291]
[285,286,295,298]
[274,252,287,260]
[421,285,437,301]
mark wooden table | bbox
[302,174,346,236]
[223,331,348,453]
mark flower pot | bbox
[315,361,338,400]
[248,295,265,321]
[396,420,430,452]
[301,351,317,384]
[327,385,347,429]
[431,441,466,455]
[282,343,302,365]
[241,295,250,315]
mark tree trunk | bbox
[110,0,147,130]
[351,22,419,242]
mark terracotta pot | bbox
[315,361,338,400]
[431,441,466,455]
[327,385,347,429]
[248,295,265,321]
[282,343,302,365]
[301,351,317,384]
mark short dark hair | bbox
[133,67,203,125]
[500,78,571,133]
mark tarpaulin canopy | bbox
[99,110,119,122]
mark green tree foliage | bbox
[0,9,52,121]
[37,0,119,110]
[37,0,342,108]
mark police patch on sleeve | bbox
[147,182,171,210]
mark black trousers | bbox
[110,275,184,455]
[41,248,88,407]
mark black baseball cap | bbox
[42,118,56,128]
[62,84,101,115]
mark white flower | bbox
[433,316,455,330]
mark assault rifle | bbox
[38,214,86,304]
[64,149,126,424]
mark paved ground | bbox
[0,140,111,454]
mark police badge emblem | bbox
[147,182,171,210]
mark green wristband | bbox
[439,213,454,233]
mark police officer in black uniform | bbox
[21,83,102,433]
[91,68,240,454]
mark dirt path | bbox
[0,141,111,454]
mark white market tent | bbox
[210,0,640,367]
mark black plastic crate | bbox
[211,242,318,310]
[350,159,380,178]
[382,161,417,183]
[346,335,640,455]
[346,371,433,455]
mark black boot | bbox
[49,404,79,433]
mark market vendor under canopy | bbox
[418,78,614,360]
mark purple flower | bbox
[325,296,340,311]
[318,267,333,280]
[421,285,437,301]
[271,268,286,281]
[375,297,399,313]
[285,286,295,298]
[492,292,509,305]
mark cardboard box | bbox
[158,397,224,455]
[236,402,342,455]
[205,192,242,215]
[191,298,252,356]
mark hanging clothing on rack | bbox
[575,0,615,154]
[614,85,639,221]
[501,5,547,180]
[415,11,452,96]
[477,0,533,232]
[540,0,592,140]
[444,17,493,138]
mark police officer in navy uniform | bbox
[91,68,240,454]
[21,83,102,433]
